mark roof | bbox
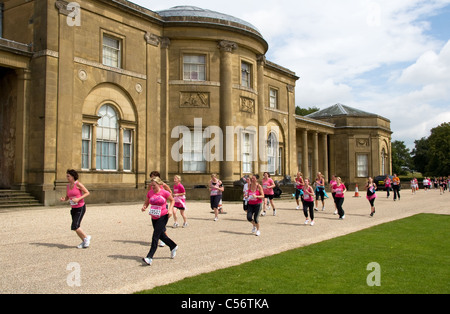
[157,6,262,37]
[307,104,379,119]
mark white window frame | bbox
[81,124,92,170]
[183,54,206,81]
[102,34,121,68]
[96,105,119,171]
[357,154,369,178]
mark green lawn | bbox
[138,214,449,294]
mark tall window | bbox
[183,132,206,173]
[96,105,118,170]
[269,88,278,109]
[357,154,369,177]
[183,55,206,81]
[103,34,121,68]
[267,133,278,175]
[123,129,133,171]
[81,124,92,170]
[241,62,252,88]
[242,132,254,174]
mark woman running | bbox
[332,177,347,220]
[302,179,315,226]
[365,177,377,217]
[172,175,187,228]
[262,172,277,216]
[209,174,224,221]
[60,169,91,249]
[141,177,178,266]
[246,174,264,236]
[314,172,326,211]
[294,172,305,210]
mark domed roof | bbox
[157,6,262,37]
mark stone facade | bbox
[0,0,391,205]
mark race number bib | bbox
[149,205,162,218]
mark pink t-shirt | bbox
[262,178,275,195]
[173,183,186,209]
[146,189,171,220]
[248,188,263,205]
[303,186,314,202]
[295,177,304,190]
[332,183,345,198]
[67,181,85,209]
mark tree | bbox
[411,137,429,174]
[426,122,450,176]
[391,140,412,175]
[295,106,320,116]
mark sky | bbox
[131,0,450,150]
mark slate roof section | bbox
[307,103,379,119]
[157,6,263,37]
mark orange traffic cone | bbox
[353,184,361,198]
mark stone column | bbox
[302,129,309,179]
[322,133,329,182]
[218,40,237,186]
[313,131,319,177]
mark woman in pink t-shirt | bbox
[332,177,347,219]
[60,169,91,249]
[246,174,264,236]
[262,172,277,216]
[141,177,178,266]
[302,179,315,226]
[172,175,187,228]
[365,177,378,217]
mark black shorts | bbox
[264,194,274,200]
[71,205,86,231]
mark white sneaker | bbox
[214,217,218,221]
[83,235,91,248]
[159,241,166,247]
[310,221,315,226]
[252,226,257,233]
[255,230,261,236]
[304,219,310,225]
[334,210,338,215]
[173,222,179,228]
[261,211,266,216]
[273,210,276,216]
[183,222,188,228]
[142,257,152,266]
[296,206,300,210]
[322,207,325,211]
[171,246,178,259]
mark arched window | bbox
[96,104,118,170]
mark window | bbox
[278,147,283,175]
[357,154,369,177]
[242,132,254,174]
[81,124,92,170]
[267,133,278,175]
[123,129,133,171]
[269,88,278,109]
[241,62,252,88]
[103,34,121,68]
[183,132,206,173]
[96,105,118,170]
[183,55,206,81]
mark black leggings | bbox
[303,201,314,221]
[334,197,345,218]
[147,215,177,259]
[247,203,262,224]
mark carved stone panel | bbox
[180,92,210,108]
[240,97,255,114]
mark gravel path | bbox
[1,190,448,294]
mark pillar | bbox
[218,40,237,186]
[302,129,309,179]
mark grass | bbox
[137,214,450,294]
